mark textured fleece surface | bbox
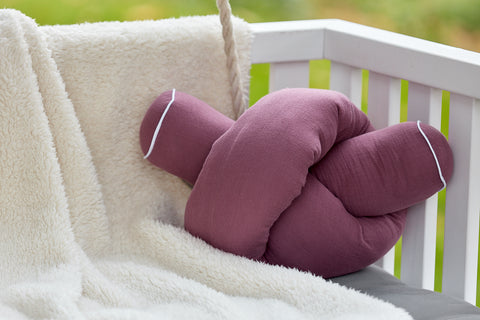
[0,9,413,320]
[140,88,453,279]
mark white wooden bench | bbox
[250,19,480,306]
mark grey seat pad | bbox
[331,266,480,319]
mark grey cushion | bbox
[331,266,480,319]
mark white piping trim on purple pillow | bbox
[416,120,447,191]
[144,89,176,160]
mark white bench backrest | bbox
[250,19,480,305]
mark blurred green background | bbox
[3,0,480,52]
[3,0,479,305]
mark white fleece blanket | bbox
[0,9,412,320]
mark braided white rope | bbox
[216,0,247,119]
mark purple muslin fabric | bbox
[140,90,234,185]
[140,88,453,278]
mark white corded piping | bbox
[143,89,176,160]
[416,120,447,190]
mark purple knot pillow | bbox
[140,88,453,278]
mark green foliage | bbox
[4,0,479,53]
[433,0,480,32]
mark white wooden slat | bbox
[401,83,443,290]
[368,72,402,274]
[367,72,401,129]
[375,247,396,276]
[442,95,480,304]
[329,62,363,108]
[407,83,443,130]
[268,61,310,92]
[251,20,326,64]
[402,194,438,289]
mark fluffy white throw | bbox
[0,9,412,320]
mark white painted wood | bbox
[368,72,401,274]
[401,83,443,290]
[268,61,310,92]
[251,19,480,99]
[402,195,438,289]
[375,248,396,276]
[366,72,401,129]
[250,20,326,64]
[407,84,443,130]
[329,62,363,108]
[442,95,480,304]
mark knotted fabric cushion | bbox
[140,88,453,278]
